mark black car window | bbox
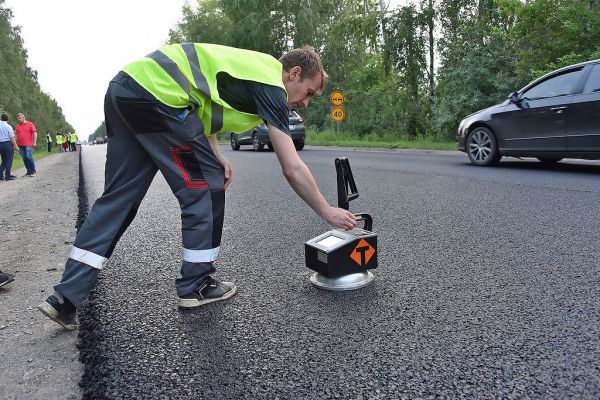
[583,64,600,93]
[522,68,584,100]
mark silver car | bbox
[230,110,306,152]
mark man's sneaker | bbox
[38,293,78,330]
[28,172,36,177]
[0,271,15,288]
[178,277,237,308]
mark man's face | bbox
[17,115,25,124]
[284,67,322,110]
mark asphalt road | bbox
[77,145,600,399]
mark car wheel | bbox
[252,132,264,152]
[267,143,274,151]
[294,141,305,151]
[230,134,240,151]
[538,157,562,164]
[467,127,500,166]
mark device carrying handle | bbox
[354,213,373,231]
[335,157,359,210]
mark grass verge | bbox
[11,147,60,171]
[306,129,456,150]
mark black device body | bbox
[304,157,378,277]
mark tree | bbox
[168,0,233,45]
[0,1,73,143]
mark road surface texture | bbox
[77,145,599,399]
[0,151,82,399]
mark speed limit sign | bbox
[330,106,346,123]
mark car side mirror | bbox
[509,92,520,103]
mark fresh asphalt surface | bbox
[77,144,600,399]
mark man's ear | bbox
[290,66,302,79]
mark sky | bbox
[5,0,409,140]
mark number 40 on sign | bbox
[330,107,345,123]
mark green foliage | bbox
[306,127,455,150]
[168,0,600,142]
[0,1,73,143]
[89,121,107,142]
[511,0,600,79]
[168,0,233,45]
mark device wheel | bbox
[294,141,305,151]
[252,132,264,152]
[467,127,500,166]
[538,157,562,165]
[230,134,240,151]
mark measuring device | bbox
[305,157,378,290]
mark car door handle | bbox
[551,106,567,113]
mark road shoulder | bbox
[0,151,82,399]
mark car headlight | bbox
[457,119,466,136]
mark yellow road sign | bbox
[330,106,346,123]
[330,90,345,106]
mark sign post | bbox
[329,90,346,133]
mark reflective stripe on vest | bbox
[148,45,223,134]
[181,43,210,97]
[146,50,199,108]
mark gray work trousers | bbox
[55,72,225,307]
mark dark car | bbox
[230,110,306,152]
[458,59,600,166]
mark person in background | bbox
[55,131,63,152]
[69,132,78,152]
[0,113,18,181]
[15,113,37,177]
[62,133,69,152]
[46,131,53,152]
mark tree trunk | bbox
[428,0,435,106]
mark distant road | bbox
[78,144,600,399]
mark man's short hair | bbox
[16,113,24,118]
[280,45,328,93]
[1,113,8,121]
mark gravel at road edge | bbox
[0,151,82,400]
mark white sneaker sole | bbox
[37,302,78,331]
[178,285,237,308]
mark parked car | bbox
[230,110,306,151]
[458,59,600,166]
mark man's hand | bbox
[207,134,233,189]
[218,154,233,190]
[268,124,358,231]
[324,206,357,231]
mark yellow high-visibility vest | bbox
[123,43,287,136]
